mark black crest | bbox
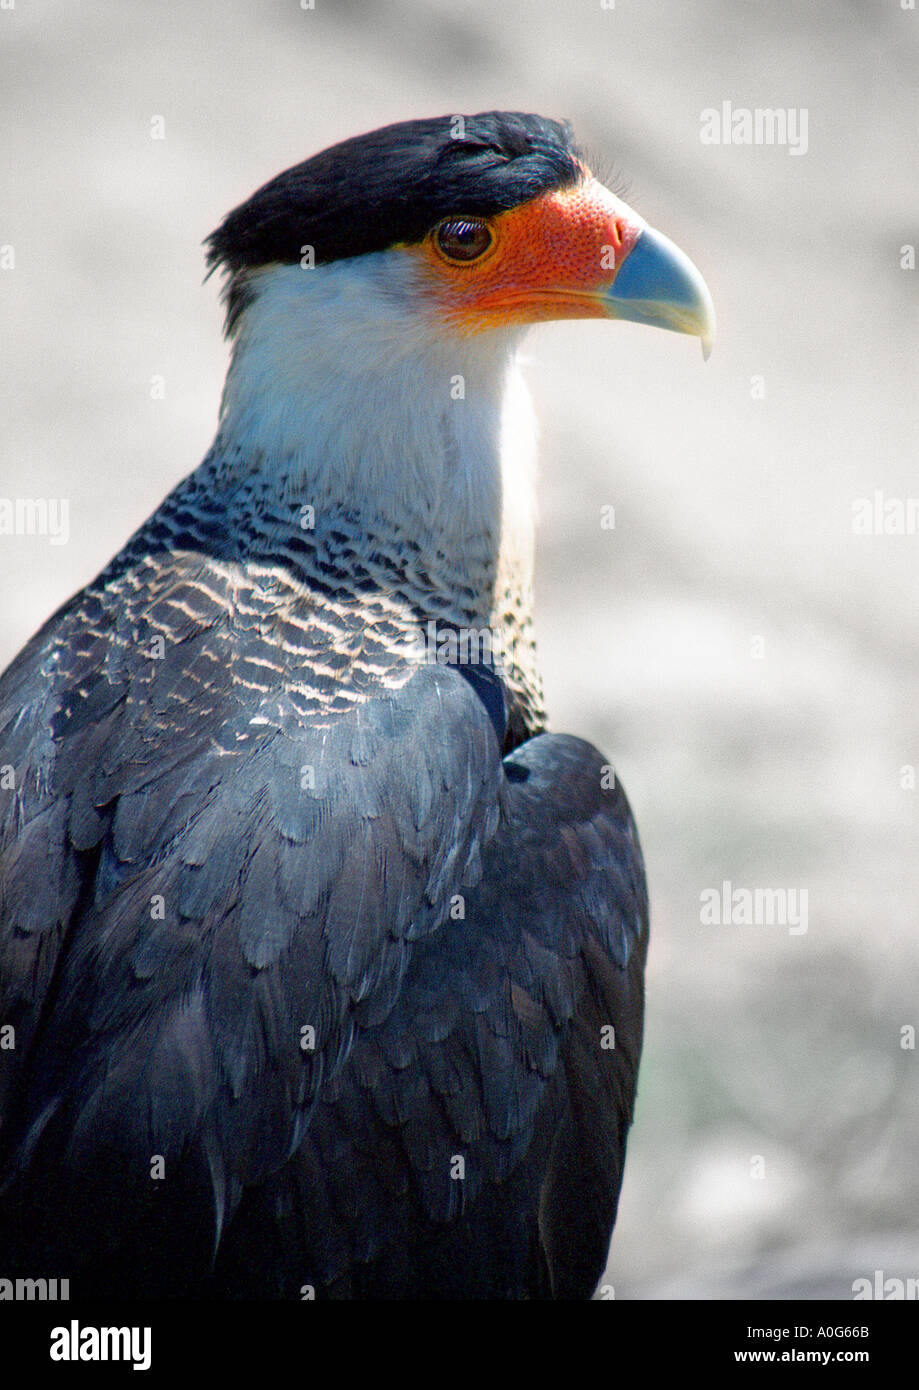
[205,112,583,333]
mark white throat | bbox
[212,254,540,627]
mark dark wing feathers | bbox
[0,569,647,1298]
[204,734,646,1298]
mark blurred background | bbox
[1,0,917,1299]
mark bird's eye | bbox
[434,218,493,263]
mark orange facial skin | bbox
[405,177,645,334]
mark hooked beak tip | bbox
[604,223,716,358]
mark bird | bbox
[0,111,713,1300]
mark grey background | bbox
[2,0,917,1298]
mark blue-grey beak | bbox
[604,224,716,360]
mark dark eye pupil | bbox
[435,219,492,262]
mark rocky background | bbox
[1,0,916,1298]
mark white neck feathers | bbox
[213,256,538,597]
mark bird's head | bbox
[202,113,715,668]
[206,111,714,361]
